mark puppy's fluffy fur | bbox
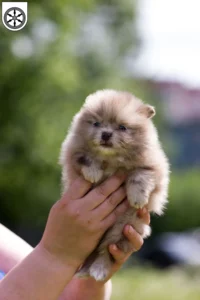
[60,90,170,281]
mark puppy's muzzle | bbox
[101,131,112,141]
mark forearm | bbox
[59,277,112,300]
[0,244,77,300]
[0,224,112,300]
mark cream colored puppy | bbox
[60,90,170,281]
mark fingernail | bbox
[137,207,147,218]
[128,225,134,234]
[142,207,147,214]
[111,244,117,251]
[116,170,127,179]
[116,170,125,177]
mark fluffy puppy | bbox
[60,89,170,281]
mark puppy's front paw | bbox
[82,165,103,183]
[127,184,148,209]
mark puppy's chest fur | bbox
[99,159,120,179]
[100,156,134,175]
[101,157,126,171]
[79,152,135,172]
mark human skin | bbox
[0,173,150,300]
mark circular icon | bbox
[4,7,26,30]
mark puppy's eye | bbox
[119,125,127,131]
[93,121,101,127]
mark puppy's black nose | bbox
[101,131,112,141]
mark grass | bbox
[111,266,200,300]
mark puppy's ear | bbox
[137,105,156,119]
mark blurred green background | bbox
[0,0,200,299]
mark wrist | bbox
[79,277,112,296]
[60,277,112,300]
[36,243,79,274]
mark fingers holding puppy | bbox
[108,207,150,271]
[137,207,150,225]
[109,226,143,264]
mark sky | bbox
[135,0,200,88]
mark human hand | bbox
[106,207,150,280]
[39,172,128,270]
[56,208,150,300]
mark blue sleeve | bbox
[0,270,6,279]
